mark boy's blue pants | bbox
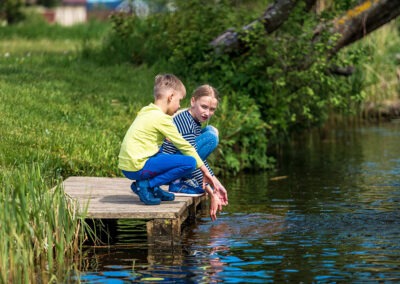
[122,125,218,187]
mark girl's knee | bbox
[211,126,219,137]
[204,125,219,137]
[204,126,219,144]
[210,128,219,146]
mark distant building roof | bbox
[86,0,123,10]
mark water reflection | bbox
[183,213,287,283]
[74,123,400,283]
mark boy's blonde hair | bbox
[153,74,186,99]
[192,84,220,102]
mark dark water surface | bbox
[73,123,400,283]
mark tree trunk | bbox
[211,0,400,56]
[211,0,317,52]
[331,0,400,54]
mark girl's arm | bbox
[212,176,228,206]
[199,165,222,221]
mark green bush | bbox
[0,0,24,24]
[197,3,364,139]
[100,0,274,172]
[210,94,274,175]
[37,0,61,8]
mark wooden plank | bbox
[63,176,207,220]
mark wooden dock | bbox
[62,176,207,245]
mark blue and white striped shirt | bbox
[162,109,214,185]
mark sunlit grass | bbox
[0,17,157,282]
[0,38,80,54]
[0,36,156,179]
[362,21,400,102]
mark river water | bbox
[72,122,400,283]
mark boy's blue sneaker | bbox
[169,179,205,196]
[133,180,161,205]
[130,182,138,194]
[132,182,174,201]
[151,186,175,201]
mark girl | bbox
[162,84,228,206]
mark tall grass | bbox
[342,19,400,118]
[0,164,85,282]
[359,20,400,103]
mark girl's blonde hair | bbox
[153,74,186,99]
[192,84,219,102]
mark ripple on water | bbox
[74,125,400,283]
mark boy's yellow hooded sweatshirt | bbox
[118,103,204,172]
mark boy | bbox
[118,74,222,221]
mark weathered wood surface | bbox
[63,176,206,220]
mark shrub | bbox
[0,0,25,24]
[95,0,366,172]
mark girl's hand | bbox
[200,165,216,189]
[209,192,222,221]
[213,177,228,206]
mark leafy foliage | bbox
[0,0,25,24]
[100,0,366,173]
[37,0,61,8]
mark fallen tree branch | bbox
[211,0,400,57]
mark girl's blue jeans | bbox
[122,125,219,187]
[196,125,219,160]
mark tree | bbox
[103,0,400,173]
[330,0,400,54]
[211,0,400,56]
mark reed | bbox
[0,164,89,282]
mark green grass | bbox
[0,24,158,179]
[0,17,159,282]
